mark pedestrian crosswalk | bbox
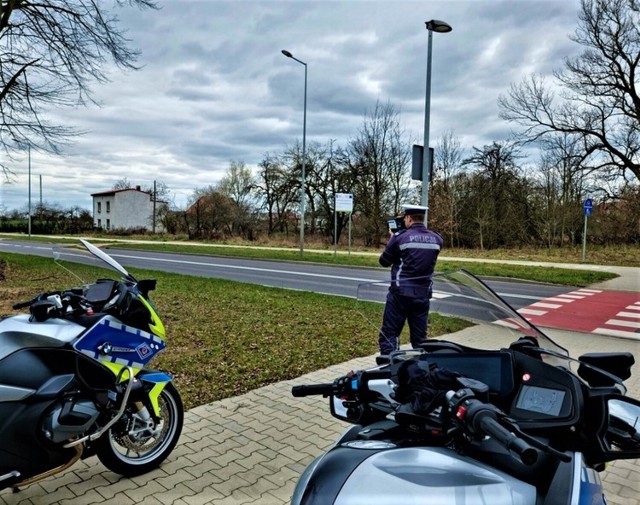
[516,289,640,340]
[593,301,640,339]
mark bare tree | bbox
[183,186,236,240]
[536,133,587,246]
[346,100,411,246]
[255,153,298,235]
[499,0,640,184]
[301,139,355,241]
[430,131,463,246]
[460,142,533,248]
[0,0,158,176]
[216,160,256,210]
[112,177,133,190]
[281,141,314,234]
[216,160,258,239]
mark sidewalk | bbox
[2,328,639,505]
[438,256,639,293]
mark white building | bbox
[91,186,165,232]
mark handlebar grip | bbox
[12,291,60,310]
[478,415,538,466]
[292,384,334,397]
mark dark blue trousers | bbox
[378,291,430,355]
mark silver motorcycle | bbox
[290,270,640,505]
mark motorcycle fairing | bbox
[293,445,379,505]
[0,400,75,483]
[0,384,35,402]
[137,295,166,340]
[73,315,165,370]
[0,315,84,360]
[335,447,537,505]
[574,455,605,505]
[136,370,172,417]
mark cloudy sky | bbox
[0,0,583,212]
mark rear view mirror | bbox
[578,352,634,387]
[137,279,157,297]
[601,395,640,460]
[331,395,350,422]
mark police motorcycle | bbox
[291,270,640,505]
[0,240,183,491]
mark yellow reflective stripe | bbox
[138,295,166,340]
[102,361,141,380]
[148,382,167,417]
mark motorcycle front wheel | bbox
[96,382,184,477]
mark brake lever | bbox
[500,417,572,463]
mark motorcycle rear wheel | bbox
[96,383,184,477]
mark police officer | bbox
[378,204,443,355]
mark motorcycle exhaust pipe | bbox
[13,445,82,490]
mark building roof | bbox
[186,193,236,214]
[91,187,151,197]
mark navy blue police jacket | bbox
[379,224,443,298]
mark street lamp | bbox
[281,49,307,257]
[421,19,452,227]
[28,144,31,237]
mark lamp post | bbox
[421,19,452,227]
[281,49,307,257]
[28,145,31,237]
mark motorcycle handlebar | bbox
[12,290,65,311]
[291,370,390,400]
[12,300,32,310]
[292,384,335,397]
[476,413,538,466]
[449,390,539,466]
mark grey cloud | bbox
[1,0,583,211]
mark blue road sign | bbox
[584,198,593,216]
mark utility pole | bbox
[153,180,157,233]
[28,146,31,237]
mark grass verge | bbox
[0,234,627,285]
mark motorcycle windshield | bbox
[51,240,135,284]
[358,269,630,391]
[79,239,134,281]
[357,269,568,357]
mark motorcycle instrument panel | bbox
[509,352,579,424]
[514,385,566,416]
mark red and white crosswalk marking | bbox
[594,300,640,339]
[517,290,640,340]
[518,288,600,316]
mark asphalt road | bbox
[0,240,572,318]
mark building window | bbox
[106,201,110,213]
[98,219,102,227]
[97,202,101,213]
[106,219,110,230]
